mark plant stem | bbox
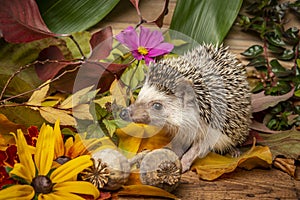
[0,60,46,102]
[69,35,86,59]
[0,65,81,104]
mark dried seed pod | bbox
[139,148,182,192]
[82,148,130,190]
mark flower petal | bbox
[0,185,34,200]
[144,56,155,65]
[11,130,35,181]
[115,26,139,50]
[132,50,144,60]
[10,163,33,183]
[64,137,74,155]
[50,155,92,183]
[140,26,164,48]
[66,135,86,159]
[53,181,100,199]
[54,120,65,159]
[147,42,174,57]
[35,124,55,176]
[39,191,85,200]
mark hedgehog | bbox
[119,44,252,172]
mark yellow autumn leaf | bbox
[93,95,113,108]
[116,123,172,158]
[72,104,93,120]
[110,79,128,107]
[117,185,180,200]
[27,80,50,106]
[41,93,66,107]
[191,141,272,180]
[59,85,94,109]
[39,107,76,126]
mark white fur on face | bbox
[135,83,184,127]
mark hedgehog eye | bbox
[152,102,163,110]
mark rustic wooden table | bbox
[98,1,300,199]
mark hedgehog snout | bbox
[120,106,151,124]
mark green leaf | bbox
[62,31,91,59]
[294,89,300,97]
[247,56,267,68]
[241,45,263,58]
[103,119,117,137]
[170,0,243,44]
[266,35,285,47]
[0,105,45,127]
[258,128,300,159]
[277,49,295,61]
[37,0,120,34]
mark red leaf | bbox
[153,0,169,28]
[35,46,70,81]
[52,62,128,93]
[130,0,141,16]
[0,0,63,43]
[129,0,169,28]
[89,26,113,60]
[251,88,295,113]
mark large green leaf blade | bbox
[37,0,120,34]
[170,0,243,45]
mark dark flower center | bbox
[32,175,53,194]
[55,156,71,165]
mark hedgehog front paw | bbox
[180,154,195,173]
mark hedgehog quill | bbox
[119,44,251,172]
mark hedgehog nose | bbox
[119,108,131,121]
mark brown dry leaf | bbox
[273,157,295,177]
[117,185,179,200]
[39,106,76,126]
[27,80,50,106]
[191,142,272,180]
[0,113,27,150]
[116,123,171,158]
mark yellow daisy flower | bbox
[53,120,116,165]
[0,122,100,200]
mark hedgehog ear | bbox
[175,78,197,108]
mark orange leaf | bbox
[117,185,179,200]
[191,141,272,180]
[0,114,27,150]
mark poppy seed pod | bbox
[82,148,131,190]
[139,149,182,192]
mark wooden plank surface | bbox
[97,1,300,199]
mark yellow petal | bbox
[10,163,33,183]
[53,181,100,199]
[54,119,65,159]
[64,137,74,155]
[35,124,55,175]
[11,130,35,181]
[50,155,92,183]
[39,191,85,200]
[66,137,86,158]
[0,185,35,200]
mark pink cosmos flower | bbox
[116,26,174,65]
